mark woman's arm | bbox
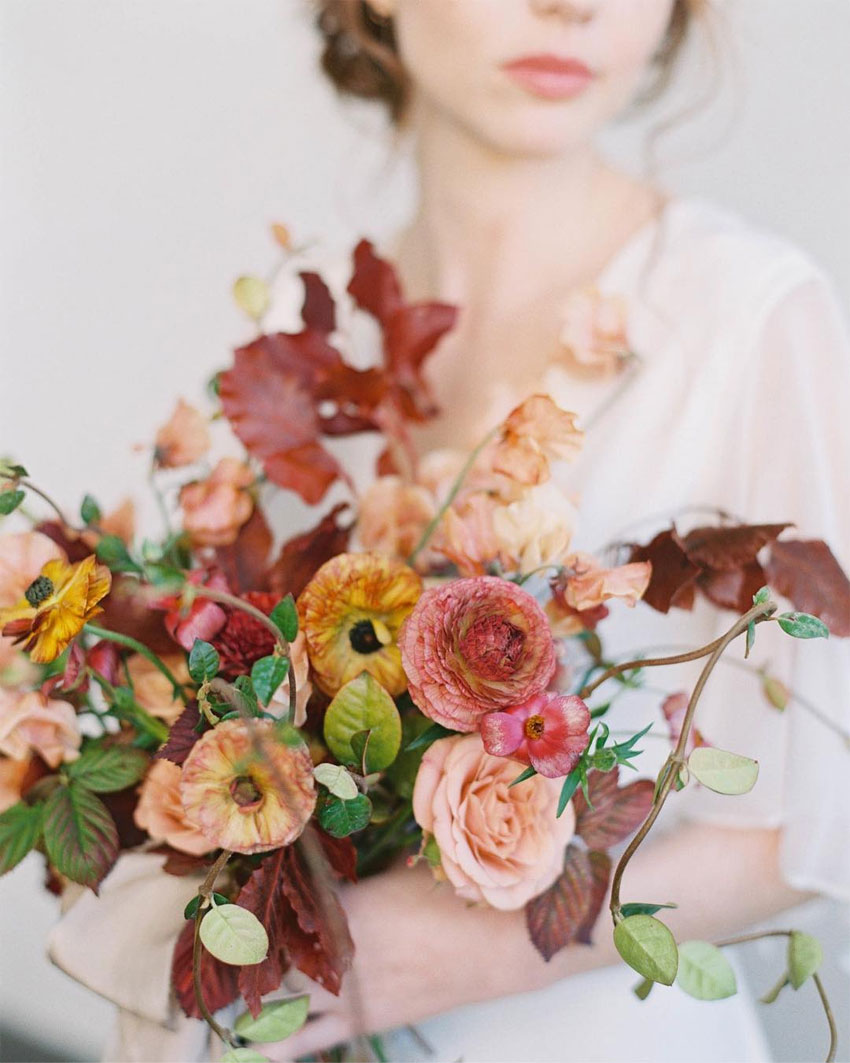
[270,821,810,1059]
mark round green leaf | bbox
[676,940,737,1000]
[688,747,759,795]
[221,1050,269,1063]
[251,655,290,707]
[234,995,310,1043]
[777,612,829,640]
[788,931,823,989]
[613,915,679,986]
[80,494,102,525]
[233,275,270,320]
[188,639,220,684]
[318,793,372,838]
[323,672,401,772]
[313,762,358,801]
[0,489,25,516]
[269,595,299,643]
[199,903,269,966]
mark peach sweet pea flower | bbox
[490,395,583,487]
[546,553,652,636]
[154,398,210,468]
[357,476,436,561]
[413,733,576,910]
[134,760,212,856]
[126,653,191,726]
[559,286,631,375]
[0,687,81,767]
[179,718,316,854]
[491,482,578,574]
[433,494,502,578]
[179,458,255,548]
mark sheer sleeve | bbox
[675,263,850,901]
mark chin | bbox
[460,104,602,160]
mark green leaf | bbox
[509,765,537,788]
[745,620,756,658]
[313,762,359,801]
[188,639,220,684]
[676,940,737,1000]
[777,612,829,640]
[0,461,28,479]
[620,902,678,919]
[613,915,679,986]
[234,995,310,1042]
[323,672,401,772]
[233,275,271,320]
[557,767,582,818]
[269,595,299,643]
[0,802,45,875]
[80,494,102,525]
[251,655,290,707]
[349,728,372,769]
[0,489,25,516]
[234,675,259,715]
[66,745,149,793]
[788,931,823,989]
[760,973,789,1005]
[688,747,759,795]
[633,977,655,1001]
[221,1049,269,1062]
[405,721,452,752]
[184,892,229,920]
[317,793,372,838]
[43,784,118,889]
[95,534,142,574]
[752,586,770,606]
[199,903,269,966]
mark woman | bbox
[50,1,850,1060]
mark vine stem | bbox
[192,849,239,1049]
[578,638,729,700]
[608,598,777,915]
[83,622,188,702]
[18,479,75,530]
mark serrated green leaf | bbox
[323,673,401,772]
[188,639,220,684]
[620,902,678,919]
[613,915,679,986]
[80,494,102,525]
[688,747,759,795]
[66,746,149,793]
[199,903,269,965]
[251,655,290,707]
[777,612,829,640]
[317,793,372,838]
[269,595,299,643]
[788,931,823,989]
[0,802,45,875]
[313,763,358,801]
[43,784,118,889]
[676,940,737,1000]
[234,995,310,1042]
[234,675,259,714]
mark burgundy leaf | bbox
[574,769,654,851]
[101,786,148,850]
[300,271,337,334]
[155,702,203,766]
[699,560,767,612]
[347,239,403,323]
[316,830,358,883]
[237,849,290,1017]
[152,845,215,877]
[766,539,850,637]
[629,528,701,614]
[267,504,353,599]
[213,507,273,594]
[525,844,594,961]
[682,523,792,572]
[574,850,612,946]
[172,918,240,1019]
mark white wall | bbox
[1,1,848,1060]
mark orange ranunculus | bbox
[559,286,631,375]
[126,653,191,726]
[356,477,436,561]
[298,553,422,697]
[134,759,212,855]
[0,555,112,663]
[490,394,583,487]
[179,458,255,547]
[154,398,210,468]
[179,719,316,854]
[0,687,81,767]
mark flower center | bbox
[229,775,263,809]
[524,714,546,740]
[349,619,382,655]
[24,575,54,608]
[459,616,526,679]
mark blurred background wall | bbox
[1,1,848,1060]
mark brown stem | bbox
[19,479,75,531]
[579,638,727,700]
[192,849,238,1049]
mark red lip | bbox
[501,54,595,100]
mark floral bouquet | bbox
[1,232,848,1061]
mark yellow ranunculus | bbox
[0,555,112,663]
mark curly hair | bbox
[314,0,708,122]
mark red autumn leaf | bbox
[573,769,654,851]
[172,918,241,1019]
[316,829,358,883]
[682,523,792,572]
[213,506,273,594]
[300,271,337,335]
[315,365,388,436]
[347,239,403,322]
[155,702,203,766]
[574,850,612,946]
[267,504,353,599]
[699,560,767,613]
[376,447,400,477]
[766,539,850,637]
[151,845,215,877]
[629,528,701,614]
[525,844,594,962]
[237,848,291,1018]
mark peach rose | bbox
[154,398,210,468]
[559,286,631,375]
[0,688,81,767]
[126,653,191,726]
[133,759,212,856]
[413,733,575,910]
[179,458,255,547]
[357,476,436,561]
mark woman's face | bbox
[387,0,678,156]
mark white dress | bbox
[48,196,850,1062]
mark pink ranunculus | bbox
[398,576,556,732]
[154,398,211,468]
[490,394,583,487]
[133,759,212,856]
[480,692,591,778]
[357,476,436,561]
[179,458,255,548]
[559,286,631,374]
[412,733,576,910]
[0,687,81,767]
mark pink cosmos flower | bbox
[154,398,210,468]
[480,692,591,778]
[490,395,583,487]
[179,458,255,548]
[559,286,631,375]
[398,576,556,732]
[412,733,576,910]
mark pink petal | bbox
[529,694,591,778]
[480,712,524,757]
